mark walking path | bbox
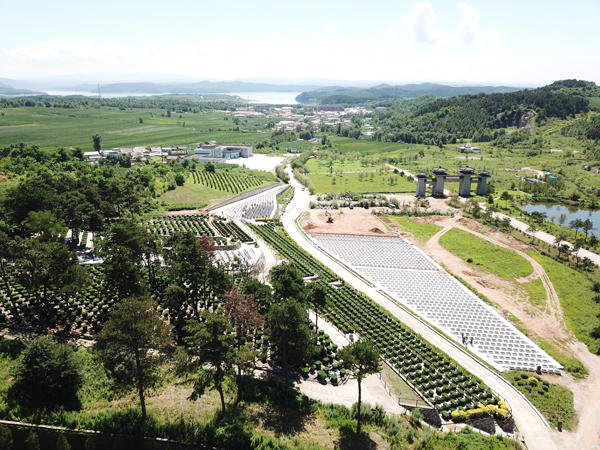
[282,165,556,450]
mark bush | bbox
[9,336,82,410]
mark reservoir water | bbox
[44,91,300,104]
[522,203,600,231]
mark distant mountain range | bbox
[0,82,44,96]
[295,83,523,103]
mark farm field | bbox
[0,107,279,151]
[250,223,509,422]
[439,228,533,280]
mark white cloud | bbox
[313,27,348,50]
[456,2,500,44]
[385,26,406,41]
[401,2,445,44]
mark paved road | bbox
[281,165,557,450]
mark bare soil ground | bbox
[300,208,397,237]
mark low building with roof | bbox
[456,143,481,153]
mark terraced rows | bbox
[249,224,509,420]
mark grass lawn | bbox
[305,158,386,174]
[528,252,600,353]
[380,364,421,403]
[158,180,232,209]
[307,172,415,194]
[439,228,533,280]
[522,278,547,309]
[502,371,576,430]
[384,215,443,243]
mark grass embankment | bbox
[503,371,576,430]
[439,228,533,280]
[438,228,589,377]
[384,215,443,243]
[0,338,523,450]
[528,252,600,355]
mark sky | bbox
[1,0,599,86]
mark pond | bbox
[522,203,600,231]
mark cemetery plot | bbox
[224,191,278,221]
[310,234,563,375]
[147,215,251,243]
[250,224,337,282]
[248,223,509,420]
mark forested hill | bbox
[367,81,593,146]
[295,83,522,103]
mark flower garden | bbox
[191,170,265,194]
[249,223,510,422]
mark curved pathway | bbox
[282,166,557,450]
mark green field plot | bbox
[0,108,277,150]
[329,136,408,155]
[305,158,385,174]
[307,171,415,194]
[439,228,533,280]
[528,252,600,353]
[191,170,268,194]
[384,215,443,243]
[503,371,576,430]
[158,181,230,208]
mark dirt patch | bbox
[410,215,446,225]
[300,208,398,237]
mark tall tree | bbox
[184,309,235,413]
[9,336,82,410]
[92,134,102,152]
[97,220,155,297]
[309,282,329,335]
[267,299,316,385]
[269,262,307,303]
[97,298,172,420]
[570,218,583,240]
[582,218,596,243]
[337,340,382,435]
[15,240,87,329]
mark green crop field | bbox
[0,107,279,151]
[439,228,533,280]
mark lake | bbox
[522,203,600,230]
[44,91,300,104]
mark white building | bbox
[194,141,253,159]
